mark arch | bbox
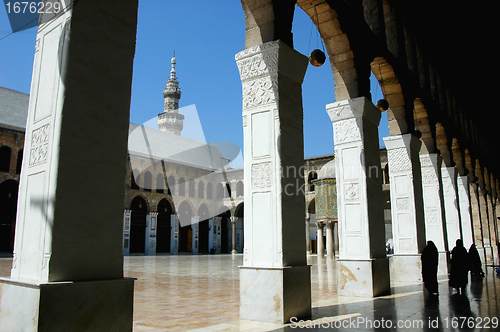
[216,183,224,199]
[198,181,204,198]
[178,200,193,252]
[0,146,11,173]
[308,171,318,192]
[307,198,316,215]
[143,171,152,192]
[370,57,410,135]
[224,183,232,198]
[235,202,244,218]
[198,203,210,254]
[0,179,19,252]
[189,179,195,198]
[236,181,244,197]
[156,199,172,253]
[413,98,437,154]
[129,196,147,254]
[15,149,23,174]
[167,175,175,195]
[131,169,140,190]
[207,182,213,199]
[156,173,165,194]
[178,177,186,196]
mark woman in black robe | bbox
[450,239,470,294]
[468,244,484,277]
[421,240,439,295]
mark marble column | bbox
[145,212,158,255]
[123,209,132,256]
[486,190,498,264]
[419,153,449,275]
[316,223,325,257]
[305,213,311,255]
[170,214,179,254]
[191,216,199,254]
[457,176,474,249]
[326,97,390,297]
[231,216,237,254]
[0,1,138,330]
[383,133,426,283]
[325,222,335,258]
[236,41,311,323]
[441,167,462,249]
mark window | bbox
[178,177,186,196]
[189,180,195,197]
[157,174,165,194]
[207,182,213,199]
[0,146,11,173]
[236,181,244,197]
[144,171,152,192]
[198,181,204,198]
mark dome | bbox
[318,159,336,180]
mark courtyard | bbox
[3,254,494,331]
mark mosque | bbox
[0,1,498,330]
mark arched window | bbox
[189,180,195,197]
[0,146,11,173]
[131,169,140,190]
[156,173,165,194]
[207,182,213,199]
[216,183,224,199]
[143,171,152,192]
[308,171,318,192]
[224,183,231,198]
[198,181,204,198]
[178,177,186,196]
[15,149,23,174]
[167,176,175,195]
[236,181,244,197]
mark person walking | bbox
[421,241,439,295]
[449,239,470,294]
[468,244,484,277]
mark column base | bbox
[240,265,311,324]
[0,277,134,332]
[337,258,390,297]
[392,254,422,283]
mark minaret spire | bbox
[158,52,184,135]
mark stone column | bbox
[419,153,448,275]
[325,222,335,258]
[236,41,311,323]
[0,1,138,330]
[123,209,132,256]
[478,188,493,264]
[145,212,158,255]
[316,223,325,257]
[230,216,237,254]
[170,214,179,254]
[441,167,462,249]
[191,216,199,254]
[457,176,474,249]
[305,213,311,254]
[486,189,498,264]
[469,182,485,260]
[383,133,426,283]
[327,97,390,297]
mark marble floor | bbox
[0,254,499,331]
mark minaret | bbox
[158,52,184,135]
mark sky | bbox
[0,1,388,168]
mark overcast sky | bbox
[0,1,388,168]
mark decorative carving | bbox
[333,118,362,144]
[29,123,50,166]
[241,75,278,109]
[387,147,411,172]
[396,197,409,211]
[251,162,272,188]
[399,238,413,252]
[344,183,359,201]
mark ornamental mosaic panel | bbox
[315,180,338,219]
